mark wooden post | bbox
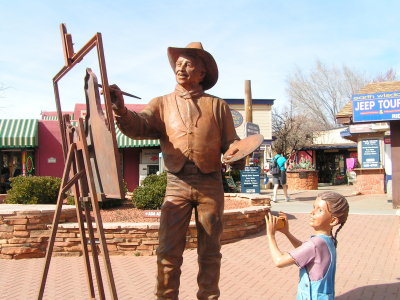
[390,120,400,208]
[244,80,252,123]
[245,80,252,165]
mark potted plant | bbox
[286,158,318,190]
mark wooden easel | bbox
[37,116,118,300]
[38,24,124,300]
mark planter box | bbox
[287,170,318,190]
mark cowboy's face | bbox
[175,54,206,89]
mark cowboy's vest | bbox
[115,92,239,174]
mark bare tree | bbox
[271,107,320,158]
[286,60,370,128]
[372,67,397,82]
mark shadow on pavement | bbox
[336,282,400,300]
[293,197,315,202]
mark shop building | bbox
[296,127,358,185]
[1,98,273,193]
[336,81,398,203]
[0,119,38,193]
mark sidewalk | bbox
[263,184,398,215]
[0,185,399,299]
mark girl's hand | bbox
[265,211,277,236]
[277,212,289,234]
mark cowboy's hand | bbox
[229,157,246,170]
[223,143,245,170]
[265,211,277,236]
[109,84,126,115]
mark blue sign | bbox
[352,91,400,123]
[361,139,380,168]
[230,109,243,128]
[244,122,260,137]
[240,166,260,193]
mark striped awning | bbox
[67,120,159,148]
[0,119,38,148]
[115,128,160,148]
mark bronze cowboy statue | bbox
[110,42,245,300]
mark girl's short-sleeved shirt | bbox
[289,236,331,281]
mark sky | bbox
[1,0,400,119]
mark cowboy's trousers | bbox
[155,162,224,300]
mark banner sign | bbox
[240,166,260,194]
[361,139,380,168]
[352,91,400,122]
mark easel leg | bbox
[71,165,96,299]
[37,144,76,300]
[78,119,118,300]
[84,200,107,300]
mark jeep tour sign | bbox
[352,91,400,123]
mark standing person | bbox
[110,42,244,300]
[265,191,349,299]
[272,153,290,202]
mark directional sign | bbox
[244,122,260,137]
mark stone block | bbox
[13,231,30,238]
[14,252,45,259]
[118,242,140,247]
[0,224,13,232]
[8,238,29,244]
[53,252,81,257]
[56,232,76,238]
[63,246,82,252]
[27,224,48,230]
[13,225,27,231]
[4,218,28,225]
[142,239,159,245]
[1,246,41,255]
[30,230,50,237]
[107,244,118,252]
[0,232,13,239]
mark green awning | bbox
[115,127,160,148]
[0,119,38,148]
[68,120,159,148]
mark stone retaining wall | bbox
[0,205,77,259]
[0,194,270,259]
[353,168,385,194]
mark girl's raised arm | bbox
[265,212,295,268]
[276,212,303,248]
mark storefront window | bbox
[0,150,35,193]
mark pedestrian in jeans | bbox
[272,153,290,202]
[265,191,349,299]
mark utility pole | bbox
[244,80,252,165]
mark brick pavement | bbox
[0,215,398,299]
[0,187,399,299]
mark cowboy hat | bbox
[167,42,218,90]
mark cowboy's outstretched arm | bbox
[110,85,160,139]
